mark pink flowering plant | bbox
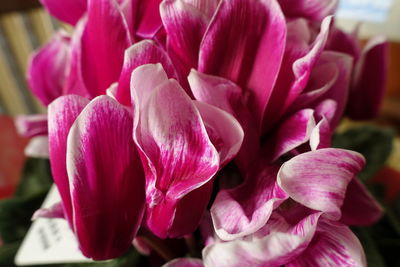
[10,0,396,266]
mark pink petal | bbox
[263,16,333,132]
[15,114,48,138]
[133,237,151,256]
[163,258,204,267]
[32,202,64,220]
[198,0,286,128]
[277,148,365,220]
[40,0,87,25]
[211,165,287,241]
[265,109,316,162]
[194,101,243,166]
[130,0,163,39]
[133,74,219,237]
[287,219,366,267]
[27,31,70,106]
[347,36,389,120]
[67,96,145,260]
[309,99,337,150]
[203,211,322,267]
[188,70,259,172]
[278,0,338,21]
[161,0,208,74]
[340,178,383,226]
[116,40,178,106]
[48,95,89,223]
[81,0,132,97]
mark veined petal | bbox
[116,40,178,106]
[27,31,70,106]
[211,165,287,241]
[263,16,333,132]
[341,178,383,226]
[198,0,286,128]
[265,109,316,162]
[278,0,338,21]
[161,0,208,74]
[287,220,366,267]
[203,212,322,267]
[194,101,243,166]
[81,0,132,97]
[277,148,365,220]
[48,95,89,223]
[163,258,204,267]
[347,36,389,120]
[188,70,259,172]
[67,96,145,260]
[40,0,87,25]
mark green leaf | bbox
[0,242,21,267]
[354,227,386,267]
[333,126,394,182]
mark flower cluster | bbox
[25,0,388,266]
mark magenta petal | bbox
[203,212,322,267]
[347,36,389,120]
[263,16,333,131]
[40,0,87,25]
[287,219,366,267]
[48,95,89,223]
[211,165,287,241]
[341,178,383,226]
[266,109,316,161]
[116,40,178,106]
[27,31,70,106]
[278,148,365,220]
[163,258,204,267]
[15,114,48,138]
[198,0,286,128]
[32,202,64,220]
[81,0,132,97]
[278,0,338,21]
[132,0,163,38]
[67,96,145,260]
[161,0,208,73]
[194,101,244,166]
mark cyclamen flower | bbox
[25,0,389,265]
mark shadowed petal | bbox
[163,258,204,267]
[67,96,145,260]
[347,36,389,120]
[27,31,70,106]
[15,114,48,138]
[278,148,365,220]
[278,0,338,21]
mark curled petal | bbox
[32,202,64,220]
[40,0,87,25]
[67,96,145,260]
[211,165,287,241]
[287,220,366,267]
[203,212,322,267]
[116,40,178,106]
[82,0,132,97]
[48,95,90,223]
[199,0,286,128]
[27,31,70,106]
[347,36,389,120]
[278,148,365,220]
